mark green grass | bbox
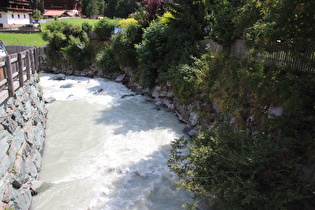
[0,32,48,47]
[0,18,100,47]
[41,18,99,30]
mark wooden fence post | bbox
[26,51,31,80]
[18,52,24,87]
[5,55,14,97]
[30,49,35,74]
[34,48,39,72]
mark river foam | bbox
[31,74,192,210]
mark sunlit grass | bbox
[0,32,48,47]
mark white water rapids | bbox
[31,73,192,210]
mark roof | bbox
[43,10,67,16]
[66,12,76,17]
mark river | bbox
[31,73,192,210]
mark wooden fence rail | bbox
[200,39,314,72]
[0,46,39,104]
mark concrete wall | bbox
[0,74,47,209]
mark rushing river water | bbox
[31,73,192,210]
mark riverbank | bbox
[0,75,47,209]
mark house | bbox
[43,10,70,19]
[0,0,32,28]
[44,0,81,13]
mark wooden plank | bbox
[0,61,5,67]
[18,53,24,87]
[0,78,7,87]
[26,50,31,80]
[5,55,14,97]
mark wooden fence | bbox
[200,39,314,72]
[0,46,39,104]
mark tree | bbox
[82,0,104,17]
[205,0,245,52]
[241,0,315,65]
[104,0,141,18]
[32,9,43,22]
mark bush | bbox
[94,17,120,40]
[96,45,120,73]
[64,34,97,70]
[82,22,93,33]
[135,20,169,87]
[169,123,315,209]
[109,18,142,67]
[41,20,97,69]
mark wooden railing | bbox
[200,39,314,72]
[0,46,39,104]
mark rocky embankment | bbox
[0,75,47,209]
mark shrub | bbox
[135,20,169,87]
[64,34,96,70]
[96,45,120,73]
[169,123,315,209]
[94,17,120,40]
[82,22,93,33]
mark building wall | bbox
[0,12,30,28]
[44,0,81,11]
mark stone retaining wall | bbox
[0,74,47,209]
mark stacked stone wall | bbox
[0,75,47,209]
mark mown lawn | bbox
[0,32,47,47]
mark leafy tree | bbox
[142,0,165,21]
[241,0,315,66]
[32,9,43,22]
[82,0,104,17]
[205,0,245,52]
[104,0,141,18]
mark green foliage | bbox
[169,124,315,209]
[82,22,93,33]
[135,20,169,87]
[82,0,104,17]
[169,0,207,41]
[104,0,141,18]
[41,21,97,68]
[96,45,120,73]
[32,9,43,21]
[64,34,96,70]
[242,0,315,57]
[168,50,315,209]
[110,18,142,67]
[94,18,120,40]
[205,0,245,52]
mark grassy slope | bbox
[0,18,99,47]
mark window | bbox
[12,14,14,18]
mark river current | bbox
[31,73,192,210]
